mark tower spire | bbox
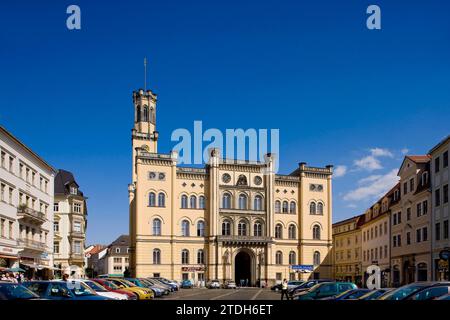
[144,57,147,91]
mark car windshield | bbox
[102,280,119,290]
[116,279,135,287]
[85,281,108,292]
[0,284,39,300]
[381,284,427,300]
[69,282,96,296]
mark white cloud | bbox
[334,165,347,178]
[358,174,382,185]
[343,169,399,202]
[370,148,394,158]
[354,156,382,171]
[347,204,358,209]
[401,148,409,155]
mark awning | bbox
[0,254,19,260]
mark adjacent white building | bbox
[0,126,56,278]
[429,136,450,281]
[53,169,88,278]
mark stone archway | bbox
[233,249,256,286]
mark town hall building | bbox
[128,88,334,286]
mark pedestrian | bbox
[62,273,69,281]
[240,279,244,287]
[280,279,288,300]
[245,278,248,287]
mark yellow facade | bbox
[128,89,333,285]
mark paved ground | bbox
[163,288,281,300]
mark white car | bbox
[208,280,221,289]
[70,279,129,300]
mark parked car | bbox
[294,282,357,300]
[208,280,221,289]
[320,288,370,300]
[289,279,333,298]
[23,281,111,300]
[436,294,450,300]
[181,279,193,289]
[155,277,180,291]
[404,283,450,300]
[125,278,165,297]
[0,282,40,300]
[139,279,170,295]
[379,282,449,300]
[71,279,129,300]
[357,288,393,300]
[271,283,283,292]
[224,281,237,289]
[150,278,177,291]
[92,278,138,300]
[105,278,154,300]
[287,281,304,290]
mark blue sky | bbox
[1,1,449,244]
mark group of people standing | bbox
[0,272,25,283]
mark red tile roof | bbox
[406,155,431,163]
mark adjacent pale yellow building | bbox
[128,89,333,285]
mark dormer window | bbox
[421,172,429,186]
[70,186,78,195]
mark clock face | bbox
[222,173,231,183]
[254,176,262,186]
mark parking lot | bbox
[164,288,280,300]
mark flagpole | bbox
[144,57,147,91]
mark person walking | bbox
[280,279,289,300]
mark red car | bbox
[93,278,138,300]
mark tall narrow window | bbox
[313,225,321,240]
[153,218,161,235]
[190,195,197,209]
[239,194,247,210]
[222,220,231,236]
[158,193,165,207]
[149,192,156,207]
[254,195,262,211]
[238,220,247,236]
[275,201,281,213]
[313,251,321,266]
[199,196,206,209]
[222,193,231,209]
[317,203,324,215]
[153,249,161,264]
[282,201,288,213]
[181,249,189,264]
[254,222,262,237]
[181,195,188,208]
[181,220,190,237]
[288,225,296,239]
[289,251,296,265]
[275,251,283,265]
[310,202,317,215]
[136,106,141,122]
[197,250,205,264]
[275,224,283,239]
[289,202,296,214]
[197,221,205,237]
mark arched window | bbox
[282,201,288,213]
[190,195,197,209]
[289,251,296,265]
[181,249,189,264]
[197,249,205,264]
[254,222,263,237]
[313,251,321,266]
[313,224,321,240]
[288,224,296,239]
[275,201,281,213]
[275,224,283,239]
[149,192,156,207]
[222,220,231,236]
[158,193,165,207]
[289,202,296,214]
[317,203,324,215]
[143,106,149,122]
[181,220,190,237]
[199,196,205,209]
[254,195,263,211]
[222,193,231,209]
[239,194,247,210]
[136,106,141,122]
[238,220,247,236]
[310,202,317,215]
[197,221,205,237]
[150,107,155,123]
[275,251,283,265]
[153,249,161,264]
[181,195,188,208]
[152,218,161,236]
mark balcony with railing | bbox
[217,235,272,245]
[69,252,84,262]
[17,238,47,252]
[17,206,46,224]
[69,230,85,239]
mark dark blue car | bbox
[23,281,111,300]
